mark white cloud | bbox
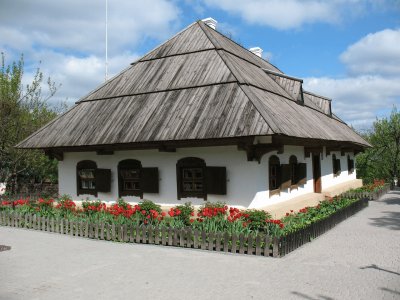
[203,0,395,30]
[0,0,180,105]
[340,29,400,76]
[0,0,180,55]
[304,27,400,130]
[20,50,139,106]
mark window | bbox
[347,155,354,174]
[77,160,97,196]
[118,159,159,198]
[289,155,298,186]
[269,155,281,196]
[77,161,111,196]
[332,154,341,177]
[177,157,226,200]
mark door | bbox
[312,154,322,193]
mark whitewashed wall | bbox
[321,148,357,190]
[58,145,357,209]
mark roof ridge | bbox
[198,20,283,73]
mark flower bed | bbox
[0,182,388,257]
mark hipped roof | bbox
[17,21,369,150]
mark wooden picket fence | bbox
[0,190,385,258]
[278,197,369,256]
[341,184,390,201]
[0,211,279,257]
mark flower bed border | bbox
[0,197,372,258]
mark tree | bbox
[0,53,64,193]
[356,107,400,185]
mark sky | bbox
[1,0,399,131]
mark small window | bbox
[77,160,97,196]
[332,154,341,177]
[177,157,206,199]
[118,159,159,198]
[176,157,227,200]
[269,155,281,196]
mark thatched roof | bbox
[17,20,369,150]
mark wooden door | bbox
[312,154,322,193]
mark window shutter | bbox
[206,167,227,195]
[95,169,111,192]
[350,159,355,173]
[335,159,341,175]
[280,164,291,189]
[296,163,307,185]
[141,167,159,193]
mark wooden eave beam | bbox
[304,147,323,158]
[238,143,283,163]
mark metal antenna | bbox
[105,0,108,81]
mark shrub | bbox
[138,199,161,213]
[243,209,271,233]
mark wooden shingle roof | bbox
[17,20,369,150]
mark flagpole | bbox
[105,0,108,81]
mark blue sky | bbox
[1,0,399,131]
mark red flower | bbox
[286,213,289,216]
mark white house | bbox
[17,18,369,209]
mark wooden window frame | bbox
[177,157,207,200]
[77,160,97,196]
[118,159,142,198]
[269,155,281,197]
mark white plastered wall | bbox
[320,148,357,190]
[58,145,357,209]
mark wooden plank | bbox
[129,225,134,243]
[255,235,262,256]
[106,223,111,241]
[179,229,184,247]
[239,233,245,254]
[154,226,160,245]
[141,226,147,244]
[273,237,279,257]
[100,222,105,240]
[193,229,199,249]
[231,234,237,254]
[215,232,221,252]
[263,236,271,257]
[149,226,154,244]
[223,232,229,252]
[168,228,173,246]
[94,223,99,239]
[247,234,254,255]
[70,221,74,236]
[173,228,179,246]
[161,227,167,245]
[123,225,128,242]
[85,222,90,238]
[135,225,141,243]
[46,218,50,232]
[201,231,206,250]
[111,223,116,241]
[208,232,214,251]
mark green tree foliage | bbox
[0,53,64,191]
[356,107,400,185]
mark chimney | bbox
[249,47,263,58]
[202,17,217,30]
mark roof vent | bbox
[202,17,217,30]
[249,47,263,58]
